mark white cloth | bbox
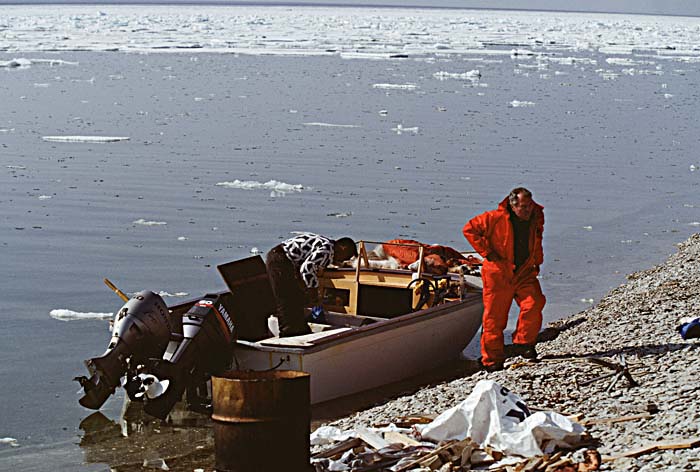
[419,380,585,457]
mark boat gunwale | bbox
[236,293,483,354]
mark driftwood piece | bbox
[311,437,363,459]
[384,431,421,447]
[603,436,700,461]
[394,441,457,472]
[519,456,544,472]
[356,426,390,450]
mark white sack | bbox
[419,380,584,457]
[310,426,356,446]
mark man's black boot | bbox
[513,343,538,360]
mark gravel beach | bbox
[318,234,700,471]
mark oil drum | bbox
[211,370,311,472]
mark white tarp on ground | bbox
[419,380,585,457]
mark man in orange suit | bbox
[463,187,545,372]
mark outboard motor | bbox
[75,291,179,410]
[136,293,236,420]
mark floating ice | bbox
[177,236,188,241]
[42,136,130,143]
[511,49,536,57]
[0,437,19,448]
[391,124,419,135]
[0,58,31,68]
[690,165,697,172]
[302,122,360,128]
[0,57,77,68]
[372,83,418,90]
[689,222,700,226]
[509,100,535,108]
[250,247,262,255]
[132,218,167,226]
[433,70,481,80]
[216,179,306,194]
[583,226,593,230]
[49,309,113,321]
[597,70,620,80]
[38,195,52,200]
[580,298,594,304]
[327,212,352,218]
[156,291,189,298]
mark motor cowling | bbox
[76,291,179,410]
[138,292,236,419]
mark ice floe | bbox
[0,437,19,448]
[132,218,167,226]
[372,83,418,90]
[156,291,189,298]
[0,57,77,68]
[42,136,130,143]
[302,122,360,128]
[433,70,481,80]
[216,179,306,195]
[391,124,419,135]
[49,309,112,321]
[509,100,535,108]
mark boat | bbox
[78,240,483,416]
[197,240,483,404]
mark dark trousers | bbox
[266,245,312,337]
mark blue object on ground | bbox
[678,317,700,340]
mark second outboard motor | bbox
[76,291,180,410]
[139,293,236,420]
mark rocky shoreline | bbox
[317,234,700,471]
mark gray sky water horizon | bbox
[1,0,700,18]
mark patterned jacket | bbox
[281,233,335,288]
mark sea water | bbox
[1,5,700,470]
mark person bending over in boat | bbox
[266,233,357,337]
[463,187,545,372]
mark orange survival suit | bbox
[462,196,545,366]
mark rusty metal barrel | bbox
[211,370,312,472]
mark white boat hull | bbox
[233,296,483,404]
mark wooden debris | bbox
[518,456,544,472]
[603,436,700,461]
[394,441,457,472]
[384,431,421,447]
[312,437,363,459]
[655,437,700,450]
[356,426,390,450]
[544,457,574,472]
[382,415,437,428]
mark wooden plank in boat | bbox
[259,327,352,347]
